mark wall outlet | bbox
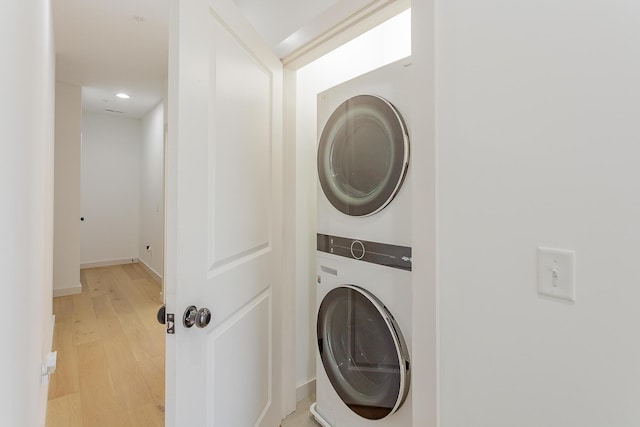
[41,351,57,384]
[537,247,575,302]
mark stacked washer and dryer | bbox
[311,57,413,427]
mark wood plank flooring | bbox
[47,263,165,427]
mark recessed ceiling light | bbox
[116,93,130,99]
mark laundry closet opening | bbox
[292,8,411,403]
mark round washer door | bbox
[317,95,409,217]
[317,285,410,420]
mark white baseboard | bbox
[80,258,138,269]
[296,378,316,402]
[53,283,82,297]
[138,258,163,285]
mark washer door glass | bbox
[318,95,409,216]
[317,286,410,420]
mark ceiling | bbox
[53,0,170,118]
[52,0,355,119]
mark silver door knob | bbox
[183,305,212,328]
[196,307,211,328]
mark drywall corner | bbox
[138,257,163,285]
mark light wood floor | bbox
[46,263,165,427]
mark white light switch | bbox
[537,247,575,302]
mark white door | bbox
[165,0,283,426]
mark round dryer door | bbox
[317,95,410,216]
[317,286,410,420]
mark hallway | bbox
[46,264,165,427]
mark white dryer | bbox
[312,58,413,427]
[316,57,412,249]
[311,252,412,427]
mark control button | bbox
[350,240,366,260]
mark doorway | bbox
[48,103,167,426]
[290,8,411,405]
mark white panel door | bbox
[166,0,283,426]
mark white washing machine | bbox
[311,252,412,427]
[312,58,413,426]
[316,56,413,249]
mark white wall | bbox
[0,0,56,426]
[80,112,141,265]
[437,1,640,425]
[294,10,411,395]
[53,81,82,296]
[139,102,165,279]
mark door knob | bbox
[183,305,212,328]
[157,305,166,324]
[196,308,211,328]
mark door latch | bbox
[166,313,175,334]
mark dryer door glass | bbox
[317,95,409,216]
[317,286,410,420]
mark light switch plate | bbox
[537,247,575,302]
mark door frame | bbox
[278,0,412,417]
